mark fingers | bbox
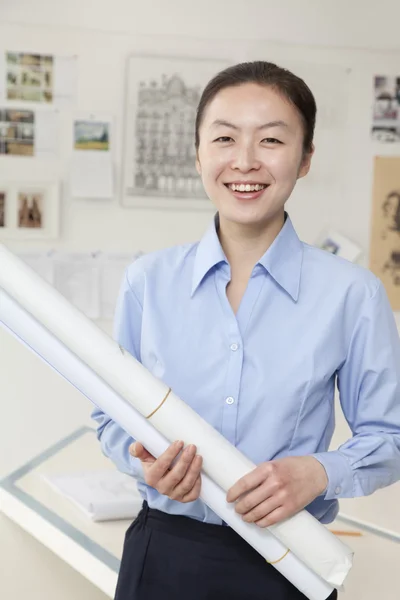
[181,473,202,503]
[157,445,201,498]
[226,465,270,503]
[129,442,155,462]
[255,506,288,528]
[165,453,203,502]
[241,495,282,524]
[132,440,203,503]
[234,482,274,515]
[145,441,184,486]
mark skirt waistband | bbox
[137,501,259,554]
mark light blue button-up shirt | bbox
[92,214,400,525]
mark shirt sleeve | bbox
[312,280,400,500]
[91,268,145,481]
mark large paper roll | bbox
[0,288,333,600]
[0,243,353,591]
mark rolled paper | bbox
[0,244,353,589]
[0,289,333,600]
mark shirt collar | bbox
[257,214,303,301]
[191,212,303,301]
[191,214,227,296]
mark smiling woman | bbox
[195,62,315,244]
[92,61,400,600]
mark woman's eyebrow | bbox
[210,119,289,130]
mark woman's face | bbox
[196,83,313,229]
[384,195,399,221]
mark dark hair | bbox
[195,61,317,155]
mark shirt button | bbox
[226,397,235,405]
[335,486,342,495]
[230,343,239,351]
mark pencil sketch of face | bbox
[382,191,400,235]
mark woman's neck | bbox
[218,211,285,278]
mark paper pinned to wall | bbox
[16,250,141,320]
[54,252,101,319]
[18,250,55,285]
[316,230,362,263]
[53,55,78,106]
[2,51,77,106]
[69,112,114,199]
[372,75,400,142]
[0,107,59,158]
[69,152,113,199]
[369,156,400,309]
[35,109,60,159]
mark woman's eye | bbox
[214,136,233,143]
[262,137,282,144]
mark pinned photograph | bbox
[372,75,400,142]
[18,191,43,229]
[0,182,59,240]
[319,238,340,255]
[74,120,110,151]
[316,230,362,263]
[5,51,54,104]
[0,192,6,227]
[0,109,35,156]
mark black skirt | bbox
[114,502,338,600]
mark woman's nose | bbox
[231,145,261,172]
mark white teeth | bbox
[229,183,266,192]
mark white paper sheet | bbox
[18,251,55,285]
[15,250,143,320]
[53,55,78,106]
[42,470,143,521]
[35,109,60,159]
[0,288,334,600]
[70,113,114,200]
[69,152,113,200]
[54,252,100,319]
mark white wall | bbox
[2,0,400,52]
[1,1,400,598]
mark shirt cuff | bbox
[311,450,354,499]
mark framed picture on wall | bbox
[121,54,231,211]
[0,181,60,240]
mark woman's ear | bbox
[196,153,201,176]
[298,144,315,179]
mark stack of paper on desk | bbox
[42,470,143,521]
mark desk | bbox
[1,428,400,600]
[0,427,132,598]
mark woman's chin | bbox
[219,206,268,228]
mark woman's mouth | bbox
[224,182,270,200]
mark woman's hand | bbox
[227,456,328,527]
[129,440,202,503]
